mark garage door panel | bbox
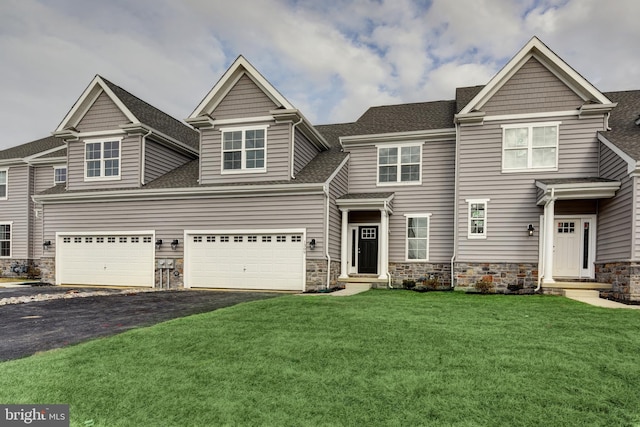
[186,232,304,291]
[58,234,154,287]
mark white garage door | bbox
[56,233,155,287]
[185,230,305,291]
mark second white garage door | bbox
[184,230,305,291]
[56,232,155,287]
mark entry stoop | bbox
[562,289,600,298]
[330,282,372,296]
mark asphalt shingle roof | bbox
[599,90,640,161]
[0,136,65,161]
[101,77,199,151]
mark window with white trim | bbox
[467,199,489,239]
[405,214,430,261]
[502,122,560,172]
[54,166,67,184]
[377,144,422,185]
[0,170,6,199]
[221,126,267,173]
[0,224,10,257]
[85,139,121,180]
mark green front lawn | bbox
[1,290,640,426]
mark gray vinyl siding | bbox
[199,122,291,185]
[66,134,141,191]
[345,139,455,262]
[597,144,632,261]
[144,140,192,183]
[42,193,327,259]
[293,129,320,176]
[327,161,349,260]
[0,166,30,259]
[457,115,604,262]
[76,91,130,132]
[482,58,584,115]
[212,74,277,120]
[30,166,57,259]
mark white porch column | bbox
[378,208,389,280]
[339,209,349,279]
[543,198,556,284]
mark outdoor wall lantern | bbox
[527,224,535,237]
[43,240,51,250]
[309,238,316,250]
[171,239,179,250]
[155,239,163,249]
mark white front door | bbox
[553,219,580,277]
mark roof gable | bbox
[189,55,294,119]
[211,74,278,120]
[459,36,612,115]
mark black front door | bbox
[358,226,378,274]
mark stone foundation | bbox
[0,259,40,279]
[306,259,340,291]
[454,262,539,294]
[596,261,640,302]
[155,258,184,289]
[389,262,452,288]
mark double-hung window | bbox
[0,170,7,199]
[221,126,267,173]
[0,223,11,257]
[85,138,121,180]
[54,166,67,184]
[377,144,422,185]
[466,199,489,239]
[502,122,560,172]
[405,214,431,261]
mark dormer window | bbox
[220,126,267,174]
[84,138,121,180]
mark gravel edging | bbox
[0,288,159,306]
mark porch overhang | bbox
[535,178,620,205]
[336,192,395,213]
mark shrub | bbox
[402,279,416,290]
[26,266,41,280]
[474,279,495,294]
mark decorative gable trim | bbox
[55,75,138,134]
[458,37,612,116]
[189,55,294,120]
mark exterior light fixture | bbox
[309,239,316,250]
[527,224,535,237]
[43,240,51,250]
[171,239,179,250]
[155,239,163,249]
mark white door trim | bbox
[346,222,380,275]
[540,215,596,279]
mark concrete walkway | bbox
[563,289,640,309]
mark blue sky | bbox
[0,0,638,149]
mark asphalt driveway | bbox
[0,286,280,361]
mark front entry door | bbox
[553,219,581,277]
[358,226,378,274]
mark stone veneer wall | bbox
[596,261,640,302]
[389,262,452,288]
[0,259,38,278]
[155,258,184,289]
[306,259,340,291]
[454,262,538,293]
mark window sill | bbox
[467,235,487,240]
[377,181,422,187]
[405,259,430,262]
[221,169,267,175]
[84,176,121,182]
[501,167,558,174]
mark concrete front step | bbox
[337,276,387,284]
[330,282,371,296]
[544,281,612,290]
[563,289,600,298]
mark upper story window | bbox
[405,214,431,261]
[221,126,267,174]
[502,122,560,172]
[466,199,489,239]
[0,170,6,200]
[85,138,121,180]
[54,166,67,184]
[377,144,422,185]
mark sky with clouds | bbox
[0,0,638,149]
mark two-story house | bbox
[0,36,638,301]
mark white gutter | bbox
[451,122,460,288]
[385,199,393,289]
[290,116,304,179]
[140,128,152,185]
[323,184,331,289]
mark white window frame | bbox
[466,199,490,239]
[53,165,67,184]
[0,169,7,200]
[376,142,423,186]
[220,125,268,174]
[501,122,561,173]
[404,213,431,261]
[0,222,12,258]
[84,137,122,181]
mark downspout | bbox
[323,184,331,289]
[140,129,152,185]
[451,122,460,288]
[536,187,555,291]
[385,199,393,289]
[290,117,304,179]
